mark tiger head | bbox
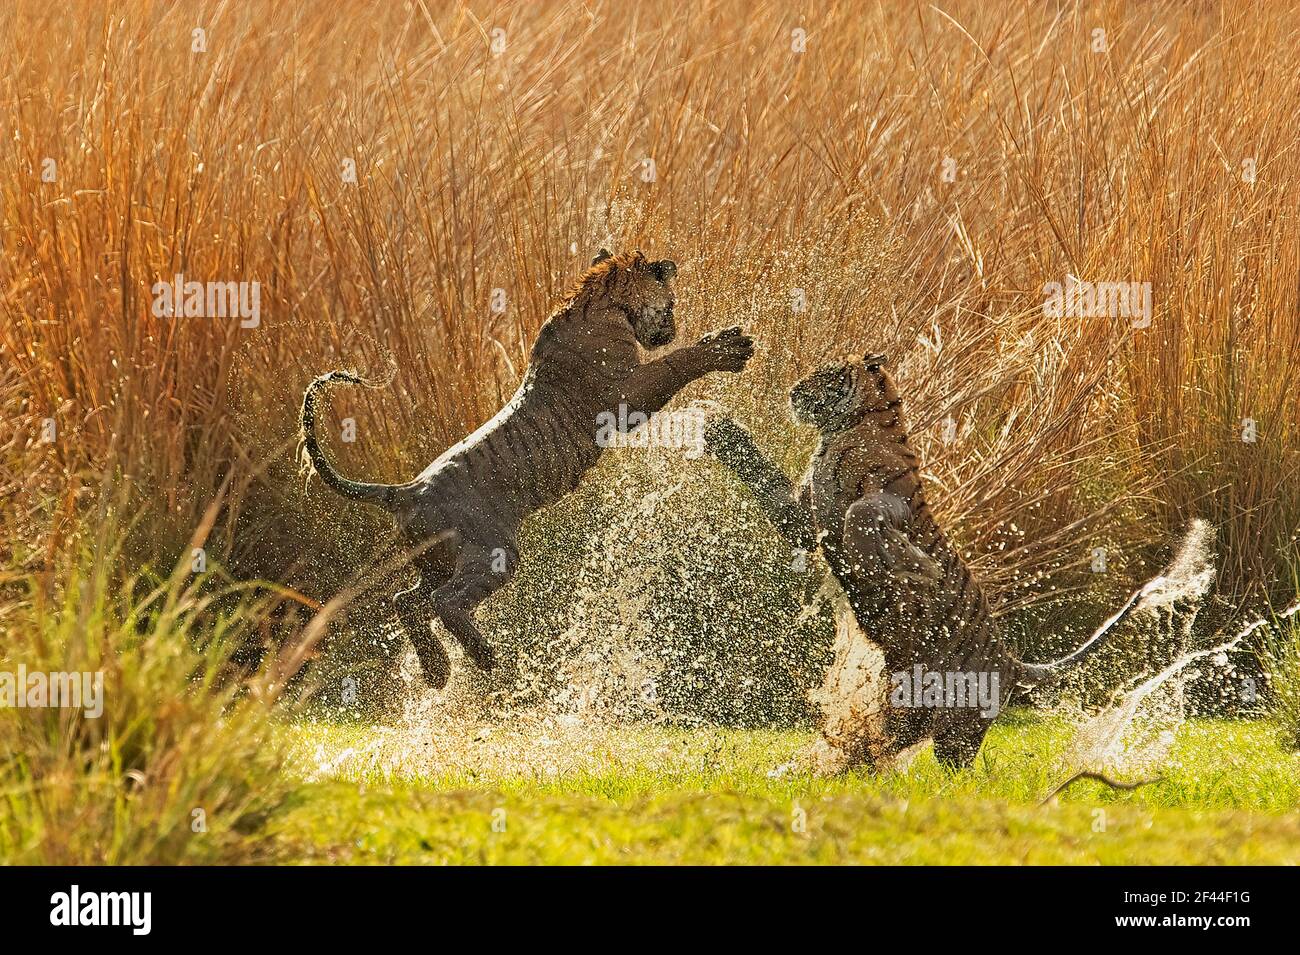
[789,352,898,432]
[589,248,678,349]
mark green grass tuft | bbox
[275,714,1300,864]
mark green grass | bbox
[274,712,1300,864]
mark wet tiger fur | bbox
[705,353,1156,768]
[301,249,754,688]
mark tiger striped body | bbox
[796,361,1016,764]
[301,250,754,689]
[396,309,642,538]
[706,353,1152,769]
[809,423,1008,669]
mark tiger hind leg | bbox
[931,711,993,770]
[393,547,456,689]
[431,539,520,673]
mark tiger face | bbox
[591,249,678,349]
[790,353,896,432]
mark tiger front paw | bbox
[697,325,754,373]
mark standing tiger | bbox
[705,353,1157,768]
[300,250,754,688]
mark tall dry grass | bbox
[2,2,1297,679]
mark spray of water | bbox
[803,517,1279,779]
[300,462,1282,789]
[805,572,890,774]
[1057,519,1217,773]
[301,431,825,781]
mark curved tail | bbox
[1015,575,1166,686]
[299,371,402,509]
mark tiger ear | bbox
[592,248,613,266]
[863,353,888,370]
[651,259,677,280]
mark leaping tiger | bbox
[705,353,1159,768]
[300,250,754,688]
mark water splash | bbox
[802,517,1275,778]
[303,460,1281,788]
[1065,629,1235,774]
[1055,519,1215,773]
[301,437,822,780]
[806,572,889,774]
[1054,522,1300,779]
[300,708,690,784]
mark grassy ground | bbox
[275,712,1300,864]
